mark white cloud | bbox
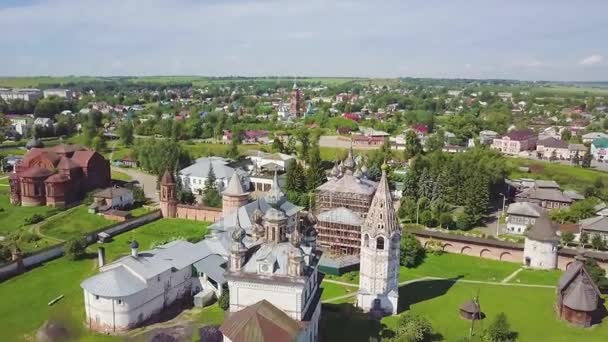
[579,54,604,66]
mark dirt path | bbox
[112,166,159,203]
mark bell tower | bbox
[357,164,400,315]
[159,170,178,218]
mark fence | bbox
[0,210,161,282]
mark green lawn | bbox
[382,281,608,342]
[321,281,357,301]
[110,170,132,181]
[508,158,608,192]
[0,189,59,236]
[0,218,210,341]
[325,253,521,284]
[507,268,563,286]
[39,205,112,241]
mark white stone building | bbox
[89,187,134,212]
[220,175,321,342]
[357,166,400,315]
[43,88,73,100]
[80,240,229,332]
[523,213,559,270]
[246,150,296,171]
[0,88,42,101]
[179,157,250,194]
[506,202,541,235]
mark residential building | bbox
[89,187,134,213]
[492,129,537,155]
[179,157,250,195]
[0,88,42,102]
[245,150,295,171]
[582,132,608,144]
[43,88,73,100]
[506,202,541,235]
[33,117,53,129]
[579,216,608,242]
[357,166,400,315]
[478,130,498,144]
[591,138,608,161]
[7,115,32,136]
[536,137,570,160]
[515,186,572,209]
[568,144,587,159]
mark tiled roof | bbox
[538,137,568,149]
[220,300,303,342]
[505,129,535,141]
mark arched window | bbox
[364,234,370,248]
[376,236,385,250]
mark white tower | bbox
[357,165,400,315]
[523,212,559,270]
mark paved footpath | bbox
[501,268,523,283]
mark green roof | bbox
[593,138,608,148]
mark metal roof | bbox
[193,254,227,284]
[179,157,246,180]
[506,202,541,217]
[80,265,146,297]
[580,216,608,233]
[317,207,362,226]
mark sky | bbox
[1,0,608,81]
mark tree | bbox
[580,231,589,246]
[285,161,306,193]
[132,186,146,204]
[419,210,435,227]
[590,234,605,250]
[118,121,134,146]
[64,237,87,260]
[484,312,514,342]
[404,130,422,160]
[549,149,557,162]
[202,165,222,207]
[572,151,580,166]
[218,287,230,311]
[561,232,574,246]
[91,135,107,152]
[133,139,191,177]
[561,129,572,142]
[582,148,592,168]
[388,313,434,342]
[296,130,310,160]
[400,233,425,268]
[306,143,325,191]
[584,258,608,291]
[439,213,453,229]
[226,140,239,159]
[82,112,99,147]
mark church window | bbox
[377,237,385,250]
[364,234,369,247]
[118,299,123,305]
[380,213,382,219]
[95,295,99,300]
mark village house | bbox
[579,216,608,242]
[591,138,608,161]
[179,157,250,195]
[582,132,608,144]
[506,202,541,235]
[245,150,295,172]
[515,182,573,209]
[89,187,134,213]
[536,137,570,160]
[492,129,537,155]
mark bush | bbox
[132,186,146,204]
[64,237,87,260]
[18,231,40,244]
[388,312,434,342]
[484,312,514,342]
[24,214,45,225]
[439,213,453,229]
[218,287,230,311]
[424,239,445,256]
[0,243,12,263]
[400,232,425,268]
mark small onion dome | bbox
[264,207,287,221]
[26,137,44,150]
[130,240,139,249]
[252,208,264,223]
[231,226,246,243]
[360,164,368,173]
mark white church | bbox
[80,165,402,340]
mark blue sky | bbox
[1,0,607,81]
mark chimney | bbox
[98,247,106,268]
[130,240,139,258]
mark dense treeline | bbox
[400,148,508,229]
[132,139,192,178]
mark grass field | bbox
[321,281,357,301]
[39,205,112,241]
[0,218,209,341]
[507,268,563,285]
[0,189,58,236]
[110,170,133,181]
[508,157,608,192]
[326,253,521,285]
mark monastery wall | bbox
[175,204,222,222]
[413,230,608,272]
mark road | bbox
[112,166,159,203]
